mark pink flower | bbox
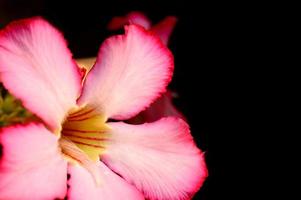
[0,17,207,199]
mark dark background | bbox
[0,0,239,199]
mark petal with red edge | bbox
[0,17,81,130]
[101,118,208,200]
[68,161,144,200]
[79,25,174,120]
[0,123,67,199]
[107,11,151,30]
[151,16,178,45]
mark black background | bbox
[0,0,241,199]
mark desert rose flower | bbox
[0,17,207,199]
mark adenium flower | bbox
[0,17,207,199]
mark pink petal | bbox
[101,118,208,200]
[150,16,178,45]
[107,11,151,30]
[0,123,67,199]
[68,161,144,200]
[0,17,81,130]
[79,25,174,120]
[129,91,186,124]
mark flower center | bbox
[60,106,110,162]
[58,106,110,184]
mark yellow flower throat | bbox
[60,107,110,162]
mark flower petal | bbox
[0,123,67,199]
[101,118,208,200]
[79,25,174,120]
[0,17,81,130]
[150,16,178,45]
[68,161,144,200]
[107,11,151,30]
